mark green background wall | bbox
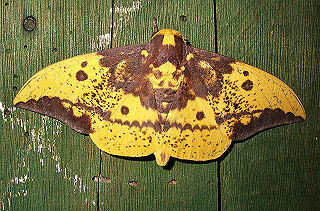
[1,0,319,210]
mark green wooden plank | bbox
[216,0,319,210]
[99,0,219,210]
[0,0,114,209]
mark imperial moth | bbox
[14,28,305,166]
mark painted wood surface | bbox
[217,0,319,210]
[1,0,318,210]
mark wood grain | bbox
[1,0,318,210]
[216,0,319,210]
[0,0,111,209]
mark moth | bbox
[14,27,305,166]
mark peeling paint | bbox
[91,33,115,51]
[90,1,142,51]
[1,100,91,210]
[0,101,6,121]
[11,175,29,184]
[56,162,61,173]
[111,1,141,16]
[111,0,141,23]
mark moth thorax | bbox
[149,62,185,89]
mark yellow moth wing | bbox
[14,44,162,157]
[190,47,305,141]
[14,53,104,104]
[164,97,231,161]
[214,61,306,140]
[229,62,305,118]
[159,46,306,162]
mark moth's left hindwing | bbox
[14,43,162,157]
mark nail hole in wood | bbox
[4,109,11,115]
[128,180,138,186]
[92,176,111,183]
[23,16,36,31]
[179,15,187,22]
[169,179,177,185]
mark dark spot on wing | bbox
[168,81,174,87]
[121,106,129,115]
[76,70,88,81]
[81,61,88,68]
[215,116,224,125]
[241,80,253,91]
[153,70,162,79]
[196,111,205,120]
[158,81,164,87]
[243,71,249,76]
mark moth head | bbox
[151,29,187,46]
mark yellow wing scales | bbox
[158,46,305,162]
[230,62,304,116]
[165,97,231,161]
[14,29,305,166]
[14,44,163,157]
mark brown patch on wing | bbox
[81,61,88,68]
[138,80,157,110]
[15,95,162,135]
[189,47,236,74]
[196,111,205,120]
[230,108,305,140]
[241,80,253,91]
[180,45,236,98]
[15,96,93,134]
[76,70,88,81]
[184,59,223,98]
[97,43,159,110]
[121,105,129,115]
[113,119,162,132]
[184,46,237,99]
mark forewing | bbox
[14,43,162,157]
[165,46,305,161]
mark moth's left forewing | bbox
[187,46,305,141]
[14,43,163,158]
